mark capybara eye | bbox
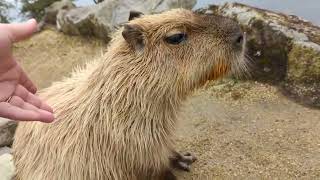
[165,33,187,45]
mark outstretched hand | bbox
[0,19,54,123]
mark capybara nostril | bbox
[236,34,243,44]
[233,32,244,49]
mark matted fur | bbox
[12,9,246,180]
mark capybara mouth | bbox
[208,62,231,81]
[197,61,231,87]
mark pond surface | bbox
[4,0,320,26]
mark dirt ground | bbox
[14,29,320,179]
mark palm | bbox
[0,20,54,122]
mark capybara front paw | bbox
[170,152,197,172]
[162,169,177,180]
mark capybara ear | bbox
[128,10,144,21]
[122,24,144,50]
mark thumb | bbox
[7,19,37,43]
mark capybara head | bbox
[118,9,246,97]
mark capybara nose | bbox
[232,32,244,49]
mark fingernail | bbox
[32,86,38,94]
[44,115,55,123]
[27,19,37,24]
[40,110,55,123]
[48,106,54,113]
[42,102,54,113]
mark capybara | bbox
[13,9,246,180]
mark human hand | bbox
[0,19,54,123]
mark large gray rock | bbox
[0,118,17,147]
[197,3,320,108]
[57,0,196,40]
[0,147,11,156]
[37,0,76,31]
[45,0,76,24]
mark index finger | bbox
[6,19,37,43]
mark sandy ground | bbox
[14,27,107,89]
[176,84,320,179]
[11,29,320,179]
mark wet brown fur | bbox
[12,9,246,180]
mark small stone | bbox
[0,153,14,180]
[0,147,11,156]
[263,67,271,72]
[0,118,17,148]
[254,51,262,56]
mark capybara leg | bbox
[12,174,20,180]
[170,152,197,172]
[159,169,177,180]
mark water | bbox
[3,0,320,26]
